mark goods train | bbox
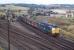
[18,16,60,37]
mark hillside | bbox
[0,4,74,9]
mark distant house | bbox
[66,10,74,18]
[32,8,51,16]
[0,5,30,15]
[0,5,30,20]
[50,9,74,18]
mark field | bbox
[48,17,74,41]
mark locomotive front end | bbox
[51,28,60,36]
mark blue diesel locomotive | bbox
[18,16,60,36]
[37,22,60,36]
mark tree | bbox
[28,8,34,15]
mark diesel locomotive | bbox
[18,16,60,37]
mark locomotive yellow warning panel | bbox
[52,28,60,34]
[55,28,60,33]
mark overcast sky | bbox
[0,0,74,5]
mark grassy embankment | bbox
[48,17,74,41]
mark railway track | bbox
[0,29,33,50]
[0,22,34,50]
[0,27,51,50]
[0,23,65,50]
[17,18,74,50]
[0,20,74,50]
[0,23,54,50]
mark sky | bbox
[0,0,74,5]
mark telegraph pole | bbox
[6,9,10,50]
